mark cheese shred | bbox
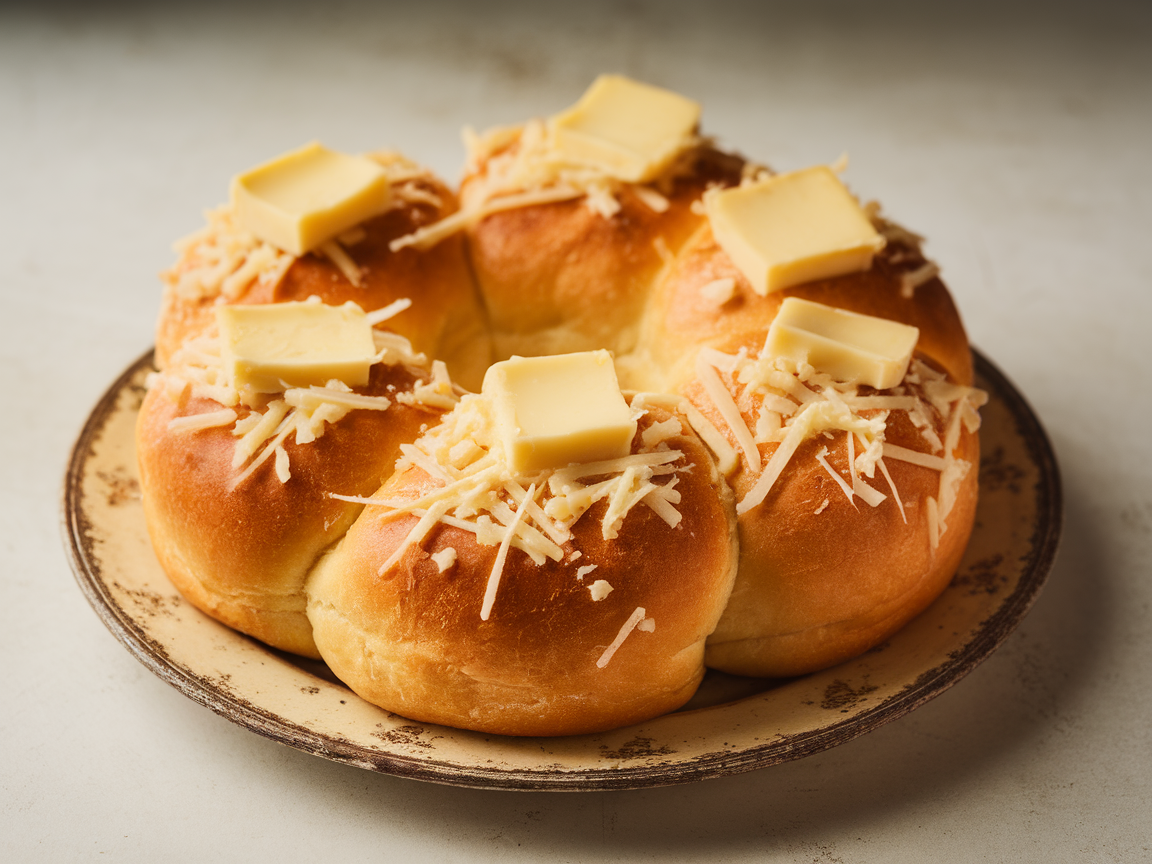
[480,484,535,621]
[596,607,649,669]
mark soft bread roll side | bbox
[462,142,745,376]
[136,362,445,657]
[699,396,979,678]
[305,405,739,736]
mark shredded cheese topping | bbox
[335,392,692,623]
[162,153,448,305]
[149,298,447,489]
[588,579,614,601]
[431,547,457,573]
[163,206,295,304]
[693,346,985,545]
[390,119,709,252]
[699,277,736,306]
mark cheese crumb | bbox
[576,564,599,581]
[588,579,614,601]
[430,547,457,573]
[699,277,736,306]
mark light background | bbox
[2,1,1149,860]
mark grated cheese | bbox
[391,113,706,252]
[633,185,670,213]
[899,260,940,298]
[699,277,736,306]
[881,443,947,472]
[480,483,535,620]
[365,297,412,325]
[150,299,435,490]
[361,390,693,620]
[378,500,453,577]
[576,564,598,580]
[163,205,295,303]
[596,606,649,668]
[274,444,291,483]
[815,446,858,507]
[708,346,985,520]
[318,239,363,286]
[696,350,761,473]
[167,408,238,434]
[588,579,613,600]
[395,359,459,411]
[431,547,457,573]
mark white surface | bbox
[2,1,1150,860]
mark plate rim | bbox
[62,347,1063,791]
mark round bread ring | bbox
[136,361,447,658]
[462,141,744,379]
[155,154,492,391]
[305,405,739,736]
[138,125,988,732]
[677,353,980,678]
[642,217,974,392]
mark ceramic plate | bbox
[63,349,1060,791]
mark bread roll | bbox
[137,349,450,658]
[631,182,984,677]
[643,210,974,391]
[156,152,491,391]
[460,127,744,376]
[675,342,983,678]
[306,397,738,735]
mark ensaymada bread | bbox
[135,75,989,736]
[642,190,973,391]
[678,337,983,677]
[638,165,986,677]
[459,136,744,369]
[387,75,746,380]
[155,151,491,391]
[306,392,738,736]
[137,312,455,658]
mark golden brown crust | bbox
[463,144,745,370]
[680,363,980,678]
[305,407,738,736]
[136,362,446,657]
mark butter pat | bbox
[217,301,376,394]
[230,143,390,256]
[765,297,919,389]
[706,166,885,296]
[482,350,637,473]
[549,75,700,183]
